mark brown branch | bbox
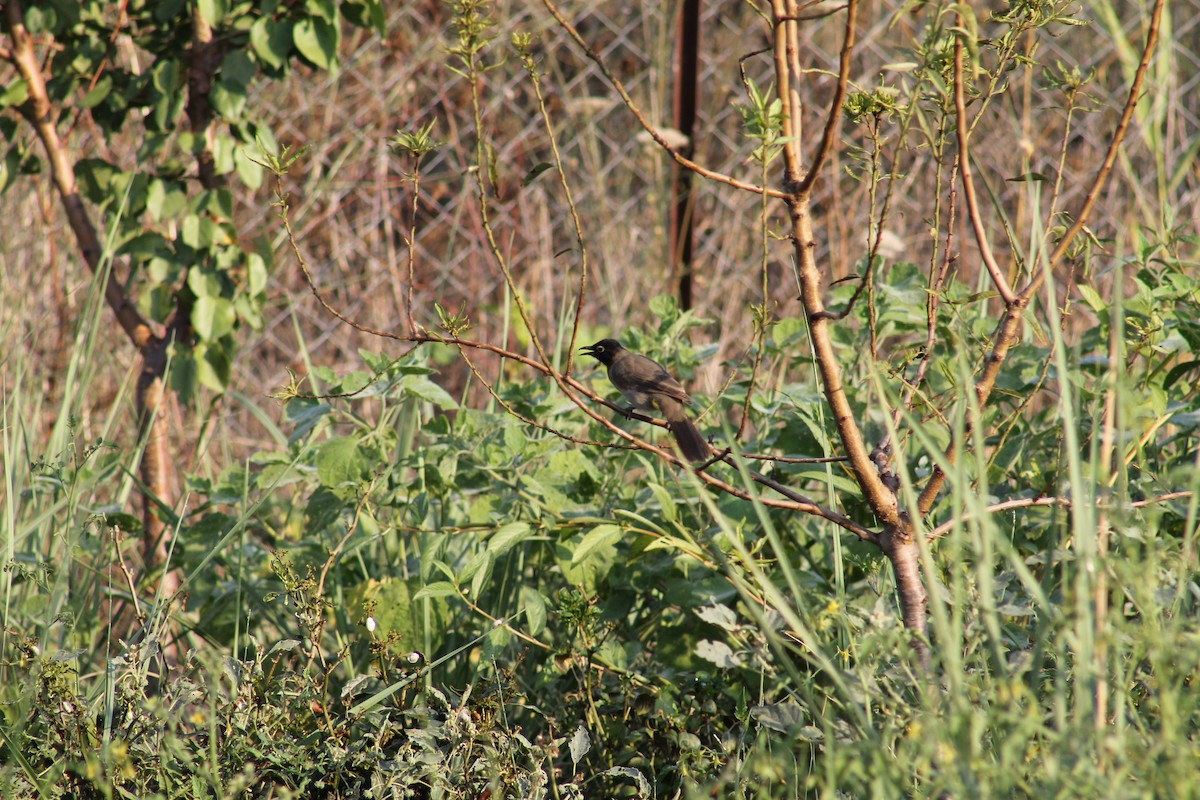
[730,460,878,543]
[773,0,899,527]
[5,0,157,347]
[953,29,1017,304]
[6,1,183,601]
[796,0,857,195]
[185,6,223,190]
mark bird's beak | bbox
[579,345,596,355]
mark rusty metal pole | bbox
[671,0,701,310]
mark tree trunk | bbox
[880,522,928,661]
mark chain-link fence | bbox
[6,0,1197,454]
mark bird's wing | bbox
[629,356,690,404]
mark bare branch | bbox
[926,491,1193,541]
[1037,0,1165,283]
[797,0,857,194]
[773,0,900,527]
[953,29,1017,304]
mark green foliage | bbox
[4,1,379,399]
[737,77,788,166]
[4,1,1199,798]
[6,272,1198,795]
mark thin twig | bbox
[926,491,1193,541]
[953,27,1017,304]
[797,0,857,194]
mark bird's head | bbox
[580,338,623,366]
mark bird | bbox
[579,338,710,462]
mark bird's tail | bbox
[668,416,710,462]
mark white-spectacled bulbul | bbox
[580,338,710,462]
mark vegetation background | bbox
[1,0,1198,797]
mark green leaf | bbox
[146,178,187,221]
[751,702,804,733]
[521,586,547,637]
[315,436,366,487]
[220,50,257,89]
[211,82,246,119]
[211,133,238,177]
[247,251,269,295]
[401,374,457,409]
[118,231,166,259]
[488,522,532,555]
[305,0,337,22]
[1163,360,1200,392]
[1007,171,1051,183]
[194,342,232,393]
[457,550,493,599]
[250,18,294,70]
[285,398,332,442]
[79,75,112,109]
[234,145,264,189]
[187,267,224,299]
[342,0,386,34]
[572,524,623,566]
[569,725,591,768]
[1077,283,1106,314]
[649,294,679,321]
[647,482,677,523]
[197,0,229,25]
[24,5,62,34]
[412,581,459,601]
[74,158,118,204]
[293,18,339,72]
[151,0,187,24]
[0,80,29,108]
[149,59,183,131]
[146,256,182,284]
[192,295,236,341]
[181,213,220,249]
[522,162,553,186]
